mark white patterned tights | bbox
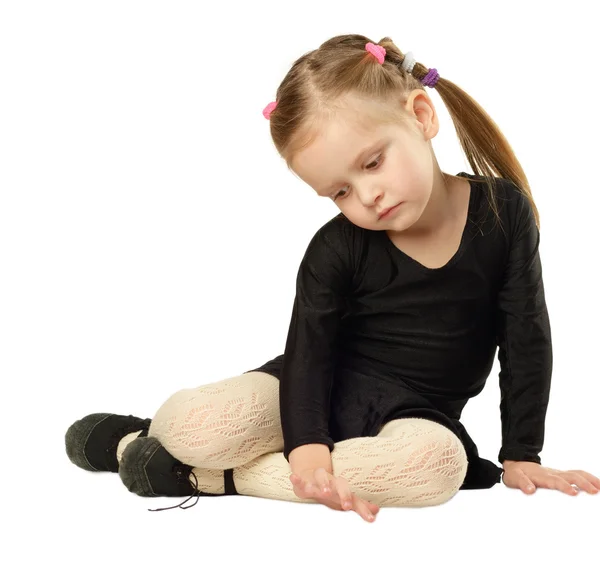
[117,371,468,507]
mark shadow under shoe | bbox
[65,413,152,473]
[118,435,239,511]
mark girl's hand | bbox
[502,460,600,495]
[290,467,380,522]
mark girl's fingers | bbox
[291,473,312,495]
[570,470,600,491]
[545,476,578,495]
[313,467,331,495]
[354,495,376,522]
[562,472,599,494]
[330,479,376,520]
[304,476,328,498]
[333,477,353,510]
[292,480,314,500]
[290,471,377,522]
[520,475,536,494]
[515,468,538,494]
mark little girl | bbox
[65,34,600,522]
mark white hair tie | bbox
[401,51,417,75]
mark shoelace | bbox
[148,465,201,511]
[148,466,239,512]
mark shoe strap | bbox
[224,468,238,496]
[148,467,238,512]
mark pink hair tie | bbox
[263,100,278,120]
[365,42,386,64]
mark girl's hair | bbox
[266,34,541,233]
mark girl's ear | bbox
[405,89,439,141]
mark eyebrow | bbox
[318,141,381,195]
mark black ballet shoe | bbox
[117,435,239,511]
[65,413,152,473]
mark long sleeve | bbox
[496,184,553,465]
[280,226,352,462]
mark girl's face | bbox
[290,101,436,233]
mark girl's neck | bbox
[392,166,462,239]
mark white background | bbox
[2,1,598,570]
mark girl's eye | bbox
[333,154,383,201]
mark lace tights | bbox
[119,371,468,507]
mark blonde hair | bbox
[265,34,541,232]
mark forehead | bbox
[289,112,400,194]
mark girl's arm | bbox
[279,225,353,465]
[289,443,333,476]
[496,181,553,466]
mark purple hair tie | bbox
[421,67,440,88]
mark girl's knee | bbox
[421,424,468,492]
[147,372,283,469]
[433,436,468,502]
[148,387,196,439]
[408,428,468,505]
[361,418,468,507]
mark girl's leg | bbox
[147,370,283,469]
[203,417,468,507]
[146,368,467,507]
[73,369,280,474]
